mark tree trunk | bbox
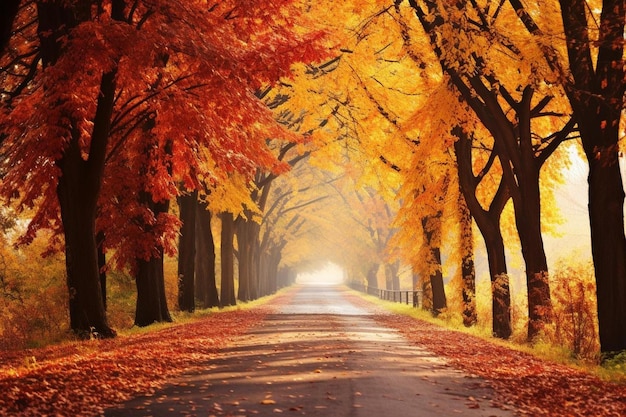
[277,266,291,289]
[366,263,379,291]
[177,190,197,313]
[220,212,236,307]
[38,0,125,339]
[509,88,552,340]
[458,190,477,327]
[236,218,251,301]
[195,200,219,308]
[421,214,447,316]
[133,195,172,326]
[558,0,626,356]
[485,233,512,339]
[135,251,172,326]
[56,71,117,339]
[454,133,512,338]
[97,231,107,311]
[236,218,260,301]
[587,156,626,354]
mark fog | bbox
[296,262,345,285]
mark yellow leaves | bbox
[205,172,261,220]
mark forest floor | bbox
[0,284,625,416]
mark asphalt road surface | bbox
[105,284,517,416]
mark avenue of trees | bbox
[0,0,624,360]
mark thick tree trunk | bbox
[220,212,236,307]
[38,0,125,339]
[135,251,172,326]
[485,233,512,339]
[56,71,117,339]
[587,157,626,354]
[265,246,281,295]
[177,191,197,312]
[558,0,626,356]
[58,176,113,338]
[195,200,219,308]
[236,219,252,301]
[277,266,291,289]
[236,218,260,301]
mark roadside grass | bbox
[118,287,287,337]
[347,288,626,385]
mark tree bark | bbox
[236,217,260,301]
[133,193,172,326]
[177,190,197,313]
[421,214,447,316]
[135,250,172,326]
[454,132,512,338]
[56,71,117,339]
[220,212,236,307]
[195,200,219,308]
[458,190,477,327]
[38,0,126,339]
[97,231,107,311]
[366,263,379,291]
[558,0,626,356]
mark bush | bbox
[0,231,68,349]
[546,257,599,362]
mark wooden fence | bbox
[348,282,423,308]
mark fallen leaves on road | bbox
[374,313,626,416]
[0,308,269,416]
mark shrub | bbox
[547,257,599,361]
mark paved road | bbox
[106,284,517,416]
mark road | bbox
[105,284,517,416]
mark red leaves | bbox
[1,0,331,263]
[0,308,269,416]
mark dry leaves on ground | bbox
[0,307,270,416]
[373,313,626,416]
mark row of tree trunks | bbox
[406,0,555,340]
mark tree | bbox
[0,0,329,335]
[400,0,577,339]
[508,0,626,356]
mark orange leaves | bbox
[0,308,269,416]
[376,313,626,416]
[0,0,330,266]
